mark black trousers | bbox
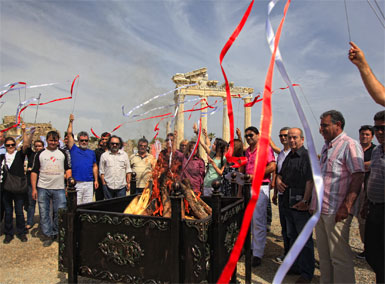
[364,202,384,283]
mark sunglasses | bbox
[5,143,15,147]
[79,139,89,142]
[373,125,385,132]
[110,142,120,146]
[279,134,288,138]
[244,134,254,139]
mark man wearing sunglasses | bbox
[99,135,132,199]
[244,126,276,267]
[362,110,384,283]
[66,114,98,204]
[312,110,364,283]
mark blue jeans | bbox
[37,187,66,237]
[2,190,27,236]
[26,185,36,226]
[103,185,126,199]
[284,208,315,280]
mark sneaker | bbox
[3,235,13,244]
[17,234,28,242]
[274,256,284,264]
[252,256,261,267]
[356,251,365,259]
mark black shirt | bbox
[363,143,376,186]
[279,146,313,208]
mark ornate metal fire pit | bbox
[59,179,250,283]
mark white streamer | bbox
[122,83,197,118]
[266,1,325,283]
[0,82,63,96]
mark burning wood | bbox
[123,177,211,219]
[124,146,212,219]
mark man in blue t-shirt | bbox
[67,114,98,204]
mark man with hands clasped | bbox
[276,127,314,283]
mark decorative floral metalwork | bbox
[205,243,211,272]
[58,208,67,272]
[185,219,211,242]
[191,243,211,279]
[224,222,239,253]
[98,233,144,267]
[221,203,244,223]
[192,245,203,278]
[79,266,164,284]
[79,213,169,231]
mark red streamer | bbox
[244,84,299,107]
[218,0,291,282]
[0,82,27,99]
[1,75,79,133]
[244,95,263,107]
[90,128,101,139]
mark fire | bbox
[124,148,211,219]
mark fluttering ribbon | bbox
[218,0,291,282]
[265,1,324,283]
[122,84,197,118]
[0,75,79,133]
[0,81,68,98]
[244,94,263,107]
[0,82,26,98]
[90,128,101,139]
[244,84,299,107]
[216,0,255,282]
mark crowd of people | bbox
[0,43,383,284]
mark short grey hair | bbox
[320,110,345,130]
[289,127,304,138]
[77,131,89,141]
[280,126,291,132]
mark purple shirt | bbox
[181,156,205,193]
[245,145,275,183]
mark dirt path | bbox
[0,205,375,283]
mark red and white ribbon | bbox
[265,1,324,283]
[122,84,197,118]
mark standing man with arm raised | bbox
[244,126,276,267]
[271,126,291,264]
[66,114,98,204]
[349,41,385,106]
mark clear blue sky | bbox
[1,0,384,151]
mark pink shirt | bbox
[245,145,275,183]
[311,132,364,214]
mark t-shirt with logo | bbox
[32,148,71,189]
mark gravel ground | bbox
[0,205,376,284]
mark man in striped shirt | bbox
[313,110,364,283]
[363,110,384,283]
